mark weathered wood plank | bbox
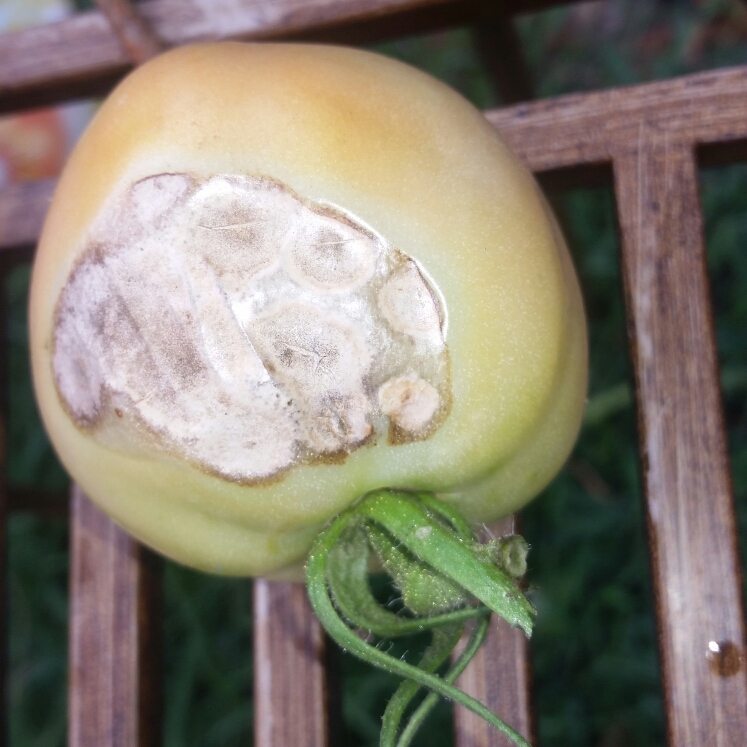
[488,64,747,171]
[253,580,329,747]
[454,517,533,747]
[0,179,54,252]
[68,487,162,747]
[454,618,533,747]
[614,140,747,746]
[0,0,576,114]
[92,0,164,65]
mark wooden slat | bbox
[67,4,163,738]
[454,619,533,747]
[0,179,54,252]
[614,140,747,746]
[92,0,164,65]
[0,0,576,114]
[68,487,162,747]
[454,518,533,747]
[487,64,747,171]
[253,580,329,747]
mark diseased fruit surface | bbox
[30,42,588,578]
[53,173,450,484]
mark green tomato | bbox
[30,42,587,578]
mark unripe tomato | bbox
[30,43,587,578]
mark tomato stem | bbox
[305,489,535,747]
[388,616,490,747]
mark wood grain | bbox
[92,0,164,65]
[614,140,747,746]
[486,64,747,170]
[454,618,533,747]
[454,517,534,747]
[253,580,329,747]
[0,179,54,252]
[0,0,576,114]
[68,487,162,747]
[66,6,164,739]
[487,66,747,745]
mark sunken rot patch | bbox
[52,173,451,484]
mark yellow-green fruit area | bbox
[30,42,587,578]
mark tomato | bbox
[29,42,587,578]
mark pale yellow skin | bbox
[30,43,587,578]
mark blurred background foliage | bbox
[2,0,747,745]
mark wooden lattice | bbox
[0,1,746,746]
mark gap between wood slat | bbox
[614,140,747,746]
[697,137,747,170]
[472,13,533,104]
[0,179,54,252]
[6,486,68,517]
[68,487,162,747]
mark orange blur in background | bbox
[0,109,69,185]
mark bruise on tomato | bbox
[52,173,452,484]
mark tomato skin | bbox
[30,43,587,578]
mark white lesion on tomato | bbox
[52,172,453,484]
[378,261,443,341]
[283,207,378,292]
[378,373,441,437]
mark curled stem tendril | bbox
[305,488,535,747]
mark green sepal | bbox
[326,523,491,637]
[474,535,530,579]
[305,489,535,747]
[367,523,472,616]
[306,512,531,747]
[358,490,536,636]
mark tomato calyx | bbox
[306,489,535,747]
